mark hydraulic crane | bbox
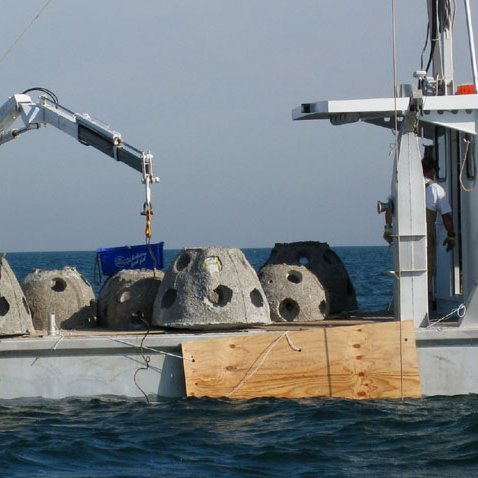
[0,88,159,239]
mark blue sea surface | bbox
[1,395,478,477]
[3,247,476,477]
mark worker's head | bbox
[422,157,437,179]
[422,145,437,179]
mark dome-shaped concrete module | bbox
[259,264,328,322]
[98,269,164,330]
[0,255,34,335]
[152,247,271,329]
[22,267,96,330]
[263,241,357,314]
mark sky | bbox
[0,1,476,252]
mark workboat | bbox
[0,0,477,401]
[293,0,478,398]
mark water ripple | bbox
[0,396,477,477]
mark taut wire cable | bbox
[392,0,405,400]
[459,138,474,192]
[0,0,54,67]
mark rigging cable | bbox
[425,0,438,74]
[426,303,466,327]
[391,0,399,140]
[0,0,54,67]
[133,317,152,404]
[425,0,454,85]
[391,0,404,400]
[420,24,430,71]
[459,138,475,192]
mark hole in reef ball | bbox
[175,253,191,271]
[209,285,233,307]
[161,288,177,309]
[298,255,310,266]
[250,289,264,308]
[287,270,303,284]
[0,297,10,317]
[279,298,300,321]
[51,278,67,292]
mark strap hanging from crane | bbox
[144,205,153,240]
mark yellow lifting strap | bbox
[145,208,153,240]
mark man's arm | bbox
[383,209,393,244]
[442,212,456,252]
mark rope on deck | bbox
[426,303,466,327]
[107,337,191,361]
[227,331,301,398]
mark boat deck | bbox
[3,306,466,344]
[0,312,468,400]
[13,312,395,340]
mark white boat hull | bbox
[416,327,478,396]
[1,323,477,400]
[0,330,270,400]
[0,332,188,399]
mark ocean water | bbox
[3,247,477,477]
[2,395,478,478]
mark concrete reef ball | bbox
[259,264,328,322]
[22,267,96,330]
[152,247,271,329]
[261,241,357,314]
[98,269,164,330]
[0,255,34,335]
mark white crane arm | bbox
[0,92,159,234]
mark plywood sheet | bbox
[182,320,421,399]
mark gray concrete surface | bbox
[22,267,96,330]
[98,269,164,330]
[259,264,328,321]
[0,255,34,335]
[153,247,271,329]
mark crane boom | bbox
[0,91,159,236]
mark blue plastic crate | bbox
[97,242,164,276]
